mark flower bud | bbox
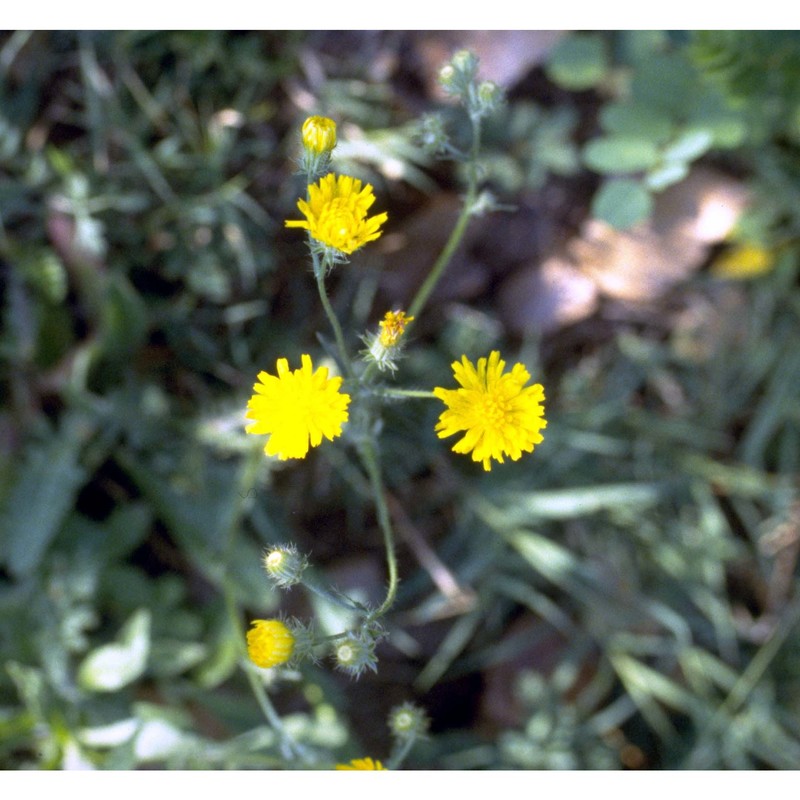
[451,49,478,76]
[476,80,504,114]
[438,64,457,91]
[388,701,429,740]
[418,113,450,157]
[301,115,337,155]
[333,631,379,679]
[284,618,319,664]
[263,545,307,588]
[246,619,295,668]
[438,50,479,99]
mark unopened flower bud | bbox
[438,64,456,90]
[301,115,337,155]
[451,49,478,78]
[418,114,450,156]
[438,50,484,108]
[333,632,379,679]
[388,702,429,740]
[263,545,307,588]
[477,80,503,112]
[246,619,295,668]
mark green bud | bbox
[418,114,450,157]
[477,80,503,111]
[388,702,429,740]
[451,49,478,78]
[285,619,320,665]
[438,50,479,100]
[263,545,307,588]
[438,64,456,87]
[333,630,380,679]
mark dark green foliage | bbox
[1,31,799,770]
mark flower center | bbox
[337,644,354,664]
[481,393,510,426]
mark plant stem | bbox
[358,438,399,617]
[222,580,308,762]
[406,113,482,321]
[377,387,438,399]
[386,734,418,770]
[300,570,366,613]
[313,248,355,380]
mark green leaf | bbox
[686,89,748,148]
[631,53,700,116]
[592,179,654,229]
[491,482,665,524]
[617,30,670,65]
[645,162,690,191]
[78,609,151,693]
[600,104,674,144]
[1,418,89,577]
[662,128,714,163]
[546,34,609,90]
[99,273,148,359]
[584,136,660,174]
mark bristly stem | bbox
[313,248,355,381]
[222,579,308,762]
[406,111,483,321]
[300,570,367,613]
[386,732,418,770]
[358,438,399,618]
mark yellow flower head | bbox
[246,354,351,460]
[285,173,388,255]
[302,115,337,155]
[433,351,547,471]
[378,310,414,348]
[246,619,295,668]
[710,243,775,280]
[335,757,387,770]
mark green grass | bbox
[1,30,799,770]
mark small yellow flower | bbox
[302,115,337,155]
[710,243,775,280]
[246,354,351,460]
[285,173,388,255]
[378,310,414,348]
[335,757,387,770]
[246,619,295,668]
[433,351,547,471]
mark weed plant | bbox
[1,31,799,770]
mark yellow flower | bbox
[710,243,775,280]
[285,173,388,255]
[302,115,337,155]
[246,619,295,668]
[246,354,351,460]
[433,351,547,471]
[335,757,387,770]
[378,310,414,348]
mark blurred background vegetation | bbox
[0,30,799,769]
